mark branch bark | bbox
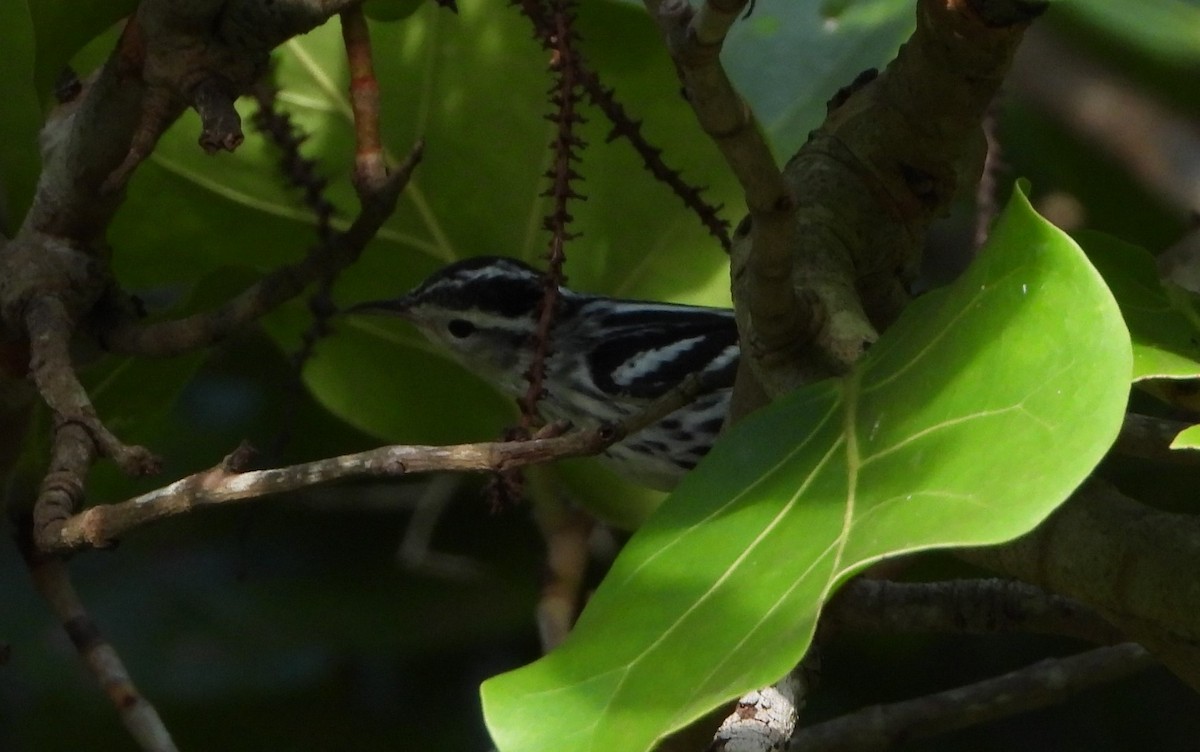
[790,643,1152,752]
[960,480,1200,690]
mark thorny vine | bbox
[514,0,732,252]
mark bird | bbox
[348,256,739,490]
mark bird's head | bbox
[347,256,571,390]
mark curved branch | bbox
[790,643,1152,752]
[822,578,1125,646]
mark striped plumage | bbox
[351,256,738,490]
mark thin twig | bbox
[250,81,341,453]
[22,552,178,751]
[26,296,160,475]
[100,140,424,357]
[340,5,388,192]
[41,371,715,554]
[789,644,1153,751]
[646,0,810,373]
[973,100,1005,250]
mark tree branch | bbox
[644,0,813,398]
[22,552,178,751]
[790,643,1152,751]
[959,480,1200,690]
[822,578,1125,645]
[39,371,716,554]
[99,140,424,357]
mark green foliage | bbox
[1078,231,1200,382]
[0,1,41,228]
[1060,0,1200,66]
[363,0,427,23]
[481,187,1132,752]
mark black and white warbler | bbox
[350,256,738,490]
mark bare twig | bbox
[250,81,342,452]
[789,644,1152,751]
[41,372,715,554]
[534,504,594,652]
[190,75,245,154]
[100,140,424,357]
[340,6,388,192]
[973,101,1006,250]
[711,668,807,752]
[23,554,178,751]
[821,578,1125,646]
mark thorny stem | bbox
[519,0,586,432]
[514,0,731,252]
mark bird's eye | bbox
[447,319,476,338]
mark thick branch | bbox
[646,0,811,393]
[960,480,1200,689]
[790,644,1152,752]
[822,578,1125,646]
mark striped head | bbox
[349,256,572,392]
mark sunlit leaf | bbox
[481,186,1132,752]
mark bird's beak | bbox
[343,296,414,317]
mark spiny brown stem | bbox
[519,0,586,433]
[250,81,337,243]
[514,0,731,252]
[581,70,731,252]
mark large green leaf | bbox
[481,186,1131,752]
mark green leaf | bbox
[1060,0,1200,67]
[1170,423,1200,450]
[608,0,914,157]
[26,0,137,95]
[1077,230,1200,381]
[480,185,1132,752]
[0,0,43,227]
[725,0,914,157]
